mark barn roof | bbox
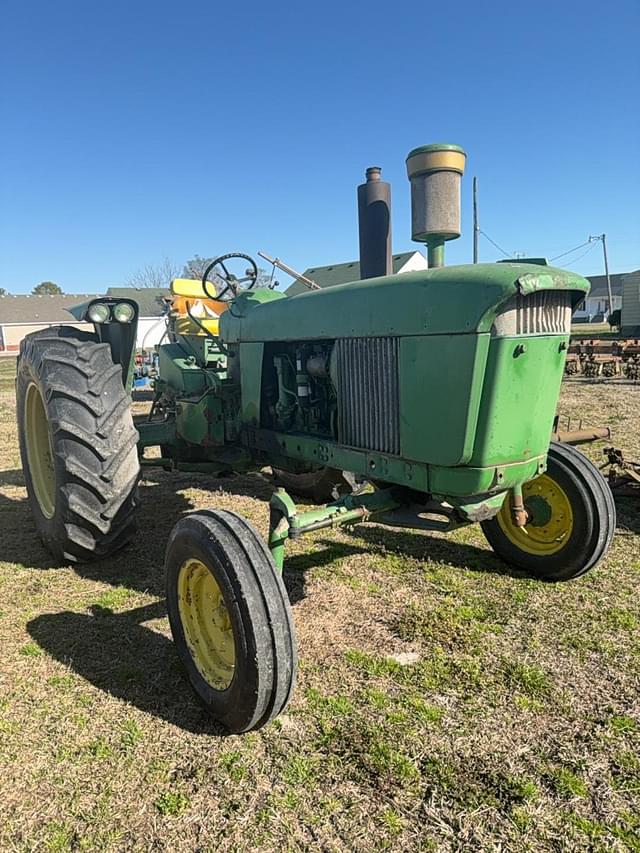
[284,251,422,296]
[106,287,170,317]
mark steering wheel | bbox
[201,253,259,301]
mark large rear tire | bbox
[165,510,297,733]
[481,442,615,581]
[16,326,140,563]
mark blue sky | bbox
[1,0,638,294]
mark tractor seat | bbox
[170,278,229,336]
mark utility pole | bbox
[589,234,614,318]
[472,176,479,263]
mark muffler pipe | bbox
[357,166,392,279]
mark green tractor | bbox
[16,144,615,732]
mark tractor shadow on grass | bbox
[342,523,520,578]
[27,601,230,736]
[0,467,278,593]
[0,468,195,588]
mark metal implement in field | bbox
[16,143,616,733]
[565,337,640,379]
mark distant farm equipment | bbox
[553,416,639,497]
[565,337,640,379]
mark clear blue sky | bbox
[1,0,638,294]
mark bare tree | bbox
[126,258,180,289]
[183,254,272,288]
[182,255,215,280]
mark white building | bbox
[572,273,624,323]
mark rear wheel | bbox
[481,442,615,581]
[165,510,297,733]
[17,326,140,563]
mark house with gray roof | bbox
[573,273,625,322]
[0,288,171,354]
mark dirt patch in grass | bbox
[0,356,639,851]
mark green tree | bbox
[608,308,621,330]
[32,281,62,295]
[0,287,8,296]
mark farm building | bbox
[621,269,640,335]
[284,250,428,295]
[0,288,170,354]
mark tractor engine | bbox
[262,341,336,438]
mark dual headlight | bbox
[87,302,136,324]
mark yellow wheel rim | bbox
[177,558,235,690]
[497,474,574,556]
[24,382,56,519]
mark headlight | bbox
[113,302,135,323]
[88,303,111,323]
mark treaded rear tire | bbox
[481,441,615,581]
[17,326,140,563]
[165,510,297,733]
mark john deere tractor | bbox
[17,144,615,732]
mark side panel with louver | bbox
[335,337,400,455]
[491,291,572,336]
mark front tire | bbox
[165,510,297,733]
[17,326,140,563]
[481,442,615,581]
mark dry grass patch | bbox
[0,356,639,850]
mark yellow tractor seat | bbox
[170,278,229,336]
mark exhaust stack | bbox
[406,144,466,268]
[357,166,392,280]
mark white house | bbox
[572,273,625,323]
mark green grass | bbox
[0,368,639,850]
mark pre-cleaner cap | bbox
[406,143,466,244]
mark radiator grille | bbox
[335,337,400,455]
[492,291,572,336]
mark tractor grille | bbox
[335,337,400,455]
[492,291,572,336]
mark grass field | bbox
[1,356,639,851]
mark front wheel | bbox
[481,442,615,581]
[165,510,297,733]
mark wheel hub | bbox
[524,494,553,527]
[497,473,574,556]
[177,558,235,690]
[24,382,56,519]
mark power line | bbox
[553,241,598,267]
[549,240,591,262]
[479,230,513,259]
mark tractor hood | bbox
[219,262,589,343]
